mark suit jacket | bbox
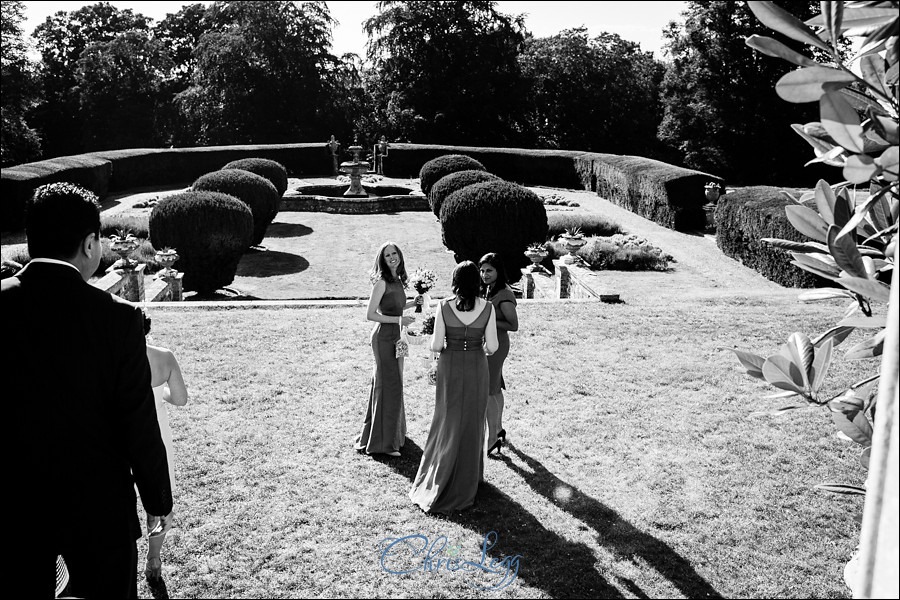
[3,262,173,546]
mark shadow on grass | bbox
[236,251,309,277]
[265,222,313,238]
[500,443,722,599]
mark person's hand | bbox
[148,510,175,537]
[415,295,424,306]
[401,315,416,327]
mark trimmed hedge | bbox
[574,154,720,232]
[547,212,624,238]
[440,180,548,283]
[222,157,289,197]
[192,169,279,247]
[716,186,827,288]
[149,190,253,294]
[429,169,501,218]
[418,154,486,198]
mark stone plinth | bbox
[95,263,146,302]
[146,272,184,302]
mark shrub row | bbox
[715,186,827,288]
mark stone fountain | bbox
[340,135,371,197]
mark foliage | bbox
[440,180,548,283]
[222,157,289,197]
[517,28,666,158]
[363,0,526,144]
[658,1,835,186]
[428,169,500,218]
[149,190,253,293]
[176,1,346,146]
[1,1,42,166]
[31,2,152,158]
[418,154,486,197]
[192,168,279,247]
[76,30,174,151]
[546,212,624,239]
[731,0,898,494]
[573,234,673,271]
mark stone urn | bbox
[155,248,179,279]
[109,233,140,269]
[705,182,721,204]
[524,246,549,272]
[559,234,587,265]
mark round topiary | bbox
[192,169,278,247]
[429,169,501,218]
[149,190,253,294]
[221,157,289,198]
[440,180,548,283]
[418,154,486,198]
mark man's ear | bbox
[83,232,100,259]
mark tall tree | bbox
[1,0,41,165]
[177,0,345,145]
[658,0,830,186]
[76,30,173,150]
[31,2,152,158]
[363,0,527,145]
[518,28,666,157]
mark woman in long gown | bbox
[356,242,421,457]
[142,313,188,581]
[410,261,499,514]
[479,253,519,456]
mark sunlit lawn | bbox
[138,295,869,599]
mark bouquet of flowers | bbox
[419,314,435,336]
[410,268,437,313]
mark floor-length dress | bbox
[153,384,175,490]
[485,286,517,448]
[410,300,492,513]
[356,279,407,454]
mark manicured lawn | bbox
[138,295,870,598]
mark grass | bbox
[135,296,871,599]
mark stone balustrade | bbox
[91,263,182,303]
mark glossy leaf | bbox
[861,446,871,469]
[860,54,890,99]
[814,483,866,495]
[845,328,887,359]
[843,154,879,183]
[791,252,842,279]
[798,288,855,301]
[814,179,836,224]
[869,112,899,145]
[749,1,831,50]
[837,275,891,302]
[837,184,896,238]
[806,7,898,31]
[745,35,819,67]
[805,145,847,167]
[731,349,766,379]
[784,332,814,389]
[761,238,830,253]
[823,0,843,51]
[868,194,895,232]
[832,409,873,445]
[776,67,857,103]
[875,146,899,181]
[829,391,865,413]
[811,325,855,347]
[827,224,869,278]
[833,186,854,228]
[809,338,834,392]
[821,91,865,153]
[785,204,830,242]
[762,355,807,395]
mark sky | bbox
[20,1,688,59]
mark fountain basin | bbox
[283,177,428,214]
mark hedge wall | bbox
[2,143,721,234]
[715,186,828,288]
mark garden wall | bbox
[1,143,721,233]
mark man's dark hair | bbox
[26,182,101,259]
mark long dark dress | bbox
[356,279,407,454]
[486,286,517,394]
[410,300,493,513]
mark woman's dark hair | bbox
[370,241,408,286]
[451,261,481,311]
[142,311,152,336]
[478,253,508,298]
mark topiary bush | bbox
[192,169,278,247]
[428,169,501,218]
[149,190,253,294]
[418,154,486,198]
[440,180,548,283]
[221,157,289,198]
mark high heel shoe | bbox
[487,438,503,457]
[497,429,506,443]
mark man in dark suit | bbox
[3,182,173,598]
